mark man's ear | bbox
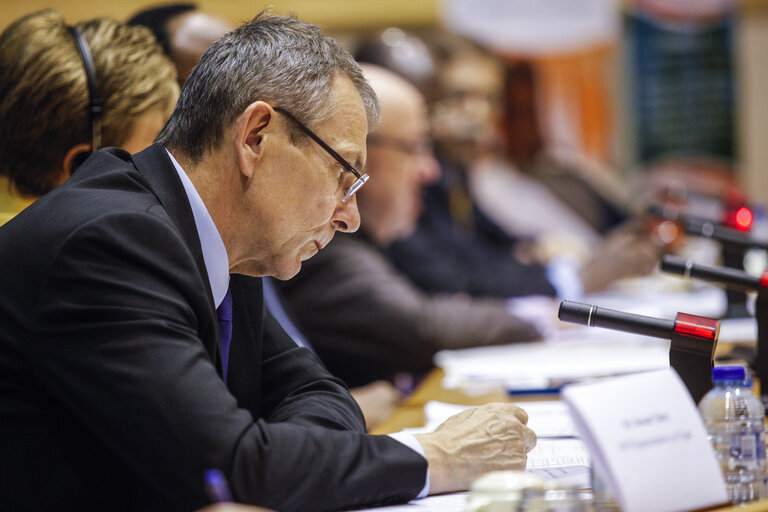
[63,143,92,175]
[236,101,274,179]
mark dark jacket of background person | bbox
[279,231,541,388]
[0,145,425,512]
[387,164,557,298]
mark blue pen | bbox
[505,386,562,396]
[204,468,233,502]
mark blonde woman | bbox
[0,9,179,225]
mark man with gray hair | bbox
[0,13,535,512]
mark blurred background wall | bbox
[1,0,767,203]
[0,0,440,31]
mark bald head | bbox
[166,11,233,84]
[357,64,439,247]
[360,64,423,138]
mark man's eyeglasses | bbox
[367,134,433,156]
[273,106,369,202]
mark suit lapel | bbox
[129,144,222,370]
[228,274,264,415]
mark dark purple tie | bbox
[217,288,233,382]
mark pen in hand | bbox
[204,468,233,503]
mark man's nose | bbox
[332,194,361,233]
[417,153,441,185]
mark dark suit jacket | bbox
[0,144,425,512]
[387,164,556,299]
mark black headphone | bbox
[67,26,102,168]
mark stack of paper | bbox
[435,331,671,392]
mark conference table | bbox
[371,368,768,512]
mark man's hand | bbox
[413,403,537,495]
[580,228,660,294]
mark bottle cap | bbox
[712,365,747,383]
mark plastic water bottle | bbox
[698,366,767,503]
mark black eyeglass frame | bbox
[367,134,434,156]
[273,106,368,202]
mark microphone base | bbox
[670,331,716,404]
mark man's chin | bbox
[271,265,301,281]
[230,259,301,281]
[270,255,306,281]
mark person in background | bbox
[356,30,560,300]
[130,3,401,429]
[357,30,660,298]
[278,64,542,388]
[128,3,232,85]
[438,47,660,293]
[0,14,536,511]
[0,10,179,226]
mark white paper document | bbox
[343,492,468,512]
[585,280,727,320]
[527,465,591,489]
[561,368,728,512]
[526,438,590,470]
[435,334,670,392]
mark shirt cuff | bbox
[506,295,557,338]
[388,431,430,498]
[546,256,584,301]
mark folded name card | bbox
[561,368,727,512]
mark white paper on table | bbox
[435,335,670,391]
[342,492,468,512]
[561,368,728,512]
[585,280,727,320]
[527,438,590,470]
[719,317,758,345]
[527,465,591,489]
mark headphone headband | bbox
[67,26,102,153]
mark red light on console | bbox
[674,312,719,341]
[734,207,753,231]
[760,271,768,289]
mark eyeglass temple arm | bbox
[273,106,363,179]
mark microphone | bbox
[684,217,766,251]
[558,300,720,342]
[646,202,763,317]
[558,300,720,402]
[661,255,768,405]
[646,203,767,251]
[661,255,766,291]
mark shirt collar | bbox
[166,149,230,308]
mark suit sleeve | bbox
[280,237,542,385]
[387,228,556,298]
[230,276,367,432]
[29,213,426,512]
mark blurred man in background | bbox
[129,4,232,85]
[278,64,543,387]
[357,30,660,299]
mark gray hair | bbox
[156,12,379,161]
